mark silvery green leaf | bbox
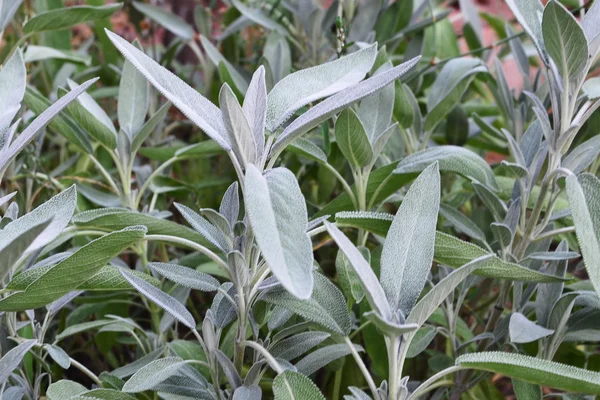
[131,101,170,154]
[512,379,542,400]
[520,120,544,168]
[491,222,512,250]
[123,357,186,392]
[120,269,196,329]
[232,0,288,37]
[364,311,418,337]
[220,83,258,166]
[0,340,36,383]
[23,4,120,34]
[149,262,220,292]
[175,203,230,252]
[266,44,378,132]
[296,343,360,376]
[505,0,547,62]
[406,327,437,358]
[0,185,75,257]
[105,30,230,150]
[583,0,600,58]
[566,173,600,297]
[262,272,351,335]
[0,219,51,283]
[76,183,120,208]
[119,48,149,139]
[270,332,330,361]
[112,347,165,378]
[132,2,194,40]
[336,247,366,304]
[439,203,486,243]
[358,62,394,142]
[0,49,25,133]
[268,306,295,331]
[506,25,531,80]
[233,385,262,400]
[220,182,239,229]
[0,0,23,32]
[473,181,507,221]
[382,162,440,315]
[243,66,267,158]
[509,312,554,343]
[272,56,420,155]
[2,386,24,400]
[264,31,291,84]
[0,78,98,173]
[67,79,115,136]
[200,35,248,94]
[536,240,569,327]
[245,165,313,299]
[47,380,87,400]
[335,108,373,168]
[23,45,90,65]
[459,0,483,42]
[56,320,116,341]
[0,191,15,208]
[160,286,191,334]
[493,58,514,122]
[273,370,326,400]
[424,58,487,131]
[347,387,371,400]
[288,138,327,164]
[211,282,237,328]
[456,352,600,394]
[542,1,588,94]
[217,349,242,389]
[563,135,600,175]
[44,344,70,369]
[324,221,391,320]
[527,251,579,261]
[394,145,498,190]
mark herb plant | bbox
[1,0,600,399]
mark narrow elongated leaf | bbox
[132,2,194,40]
[120,269,196,329]
[112,347,165,378]
[542,1,588,93]
[456,352,600,394]
[264,31,291,84]
[0,49,25,133]
[220,83,257,166]
[233,386,262,400]
[245,165,313,299]
[24,4,121,33]
[382,162,440,315]
[583,0,600,57]
[505,0,547,62]
[232,0,288,37]
[266,44,377,131]
[439,203,486,242]
[394,145,498,190]
[296,343,358,376]
[0,340,37,383]
[149,262,220,292]
[335,108,373,168]
[0,219,51,283]
[272,57,420,155]
[273,370,326,400]
[270,332,330,361]
[509,313,554,343]
[0,78,98,173]
[243,67,267,157]
[324,222,391,320]
[261,273,351,335]
[0,0,23,32]
[105,30,230,150]
[175,203,230,252]
[23,45,91,65]
[0,226,147,311]
[119,54,149,139]
[123,357,186,392]
[200,35,248,94]
[566,173,600,296]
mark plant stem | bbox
[344,336,378,399]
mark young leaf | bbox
[220,83,258,166]
[0,49,25,133]
[324,221,391,320]
[505,0,547,62]
[335,108,373,168]
[119,269,196,329]
[381,162,440,315]
[119,51,149,139]
[175,203,230,252]
[272,56,421,155]
[105,30,230,150]
[456,352,600,394]
[394,145,498,190]
[295,343,359,376]
[122,357,186,392]
[566,173,600,296]
[542,1,588,94]
[243,66,267,158]
[245,165,313,299]
[233,386,262,400]
[45,344,71,369]
[0,340,37,384]
[272,370,326,400]
[23,4,121,34]
[264,31,291,84]
[149,262,220,292]
[266,43,377,131]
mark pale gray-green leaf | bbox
[149,262,220,292]
[335,108,373,168]
[509,312,554,343]
[122,357,186,393]
[272,370,326,400]
[0,340,36,383]
[132,2,194,40]
[220,83,257,166]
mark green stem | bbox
[344,336,378,398]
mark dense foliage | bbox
[1,0,600,399]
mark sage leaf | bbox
[23,4,121,34]
[509,312,554,343]
[245,165,313,299]
[132,2,194,40]
[0,340,37,383]
[0,49,25,133]
[118,50,149,139]
[381,162,440,315]
[296,343,359,376]
[335,108,373,168]
[122,357,186,393]
[243,66,267,158]
[273,370,326,400]
[220,83,257,166]
[149,262,220,292]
